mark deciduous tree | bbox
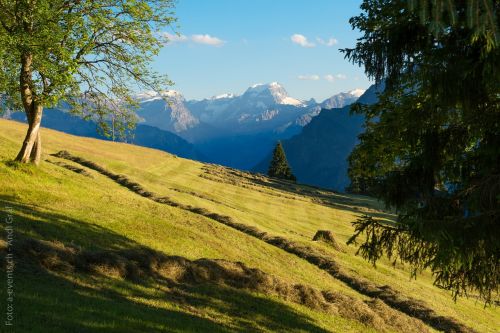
[0,0,176,164]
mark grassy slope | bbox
[0,119,498,332]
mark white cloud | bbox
[162,32,225,46]
[290,34,315,48]
[297,74,320,81]
[324,74,335,82]
[191,34,225,46]
[324,74,347,82]
[317,37,338,47]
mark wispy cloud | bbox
[317,37,338,46]
[297,74,320,81]
[291,34,339,48]
[324,74,347,82]
[162,32,225,46]
[191,34,225,46]
[290,34,315,48]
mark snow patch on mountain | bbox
[134,90,184,103]
[321,90,362,109]
[281,96,303,106]
[348,88,366,97]
[211,93,237,100]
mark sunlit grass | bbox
[0,119,498,332]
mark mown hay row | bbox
[46,159,94,178]
[5,238,430,333]
[52,151,476,333]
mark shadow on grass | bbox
[0,195,331,333]
[0,196,137,252]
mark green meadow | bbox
[0,119,498,332]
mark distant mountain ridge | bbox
[134,82,364,140]
[8,109,203,160]
[253,83,385,191]
[5,82,369,188]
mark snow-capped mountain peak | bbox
[244,82,304,106]
[321,89,365,109]
[133,90,159,102]
[348,88,366,97]
[211,93,237,100]
[134,83,368,137]
[134,90,184,103]
[161,90,183,98]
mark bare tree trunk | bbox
[30,130,42,164]
[15,104,43,164]
[15,53,43,165]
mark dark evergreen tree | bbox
[268,142,296,181]
[342,0,499,303]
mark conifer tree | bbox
[268,142,296,182]
[343,0,499,303]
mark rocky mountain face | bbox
[253,83,384,191]
[129,82,366,170]
[135,90,199,133]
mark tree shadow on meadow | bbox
[0,195,331,333]
[0,195,136,252]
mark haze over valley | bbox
[7,81,369,191]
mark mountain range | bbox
[132,82,366,171]
[5,82,376,191]
[135,82,364,139]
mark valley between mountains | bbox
[5,82,377,192]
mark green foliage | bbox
[268,142,296,182]
[0,0,176,135]
[407,0,499,44]
[343,0,499,303]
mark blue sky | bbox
[153,0,370,102]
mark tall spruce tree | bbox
[342,0,499,303]
[268,142,296,181]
